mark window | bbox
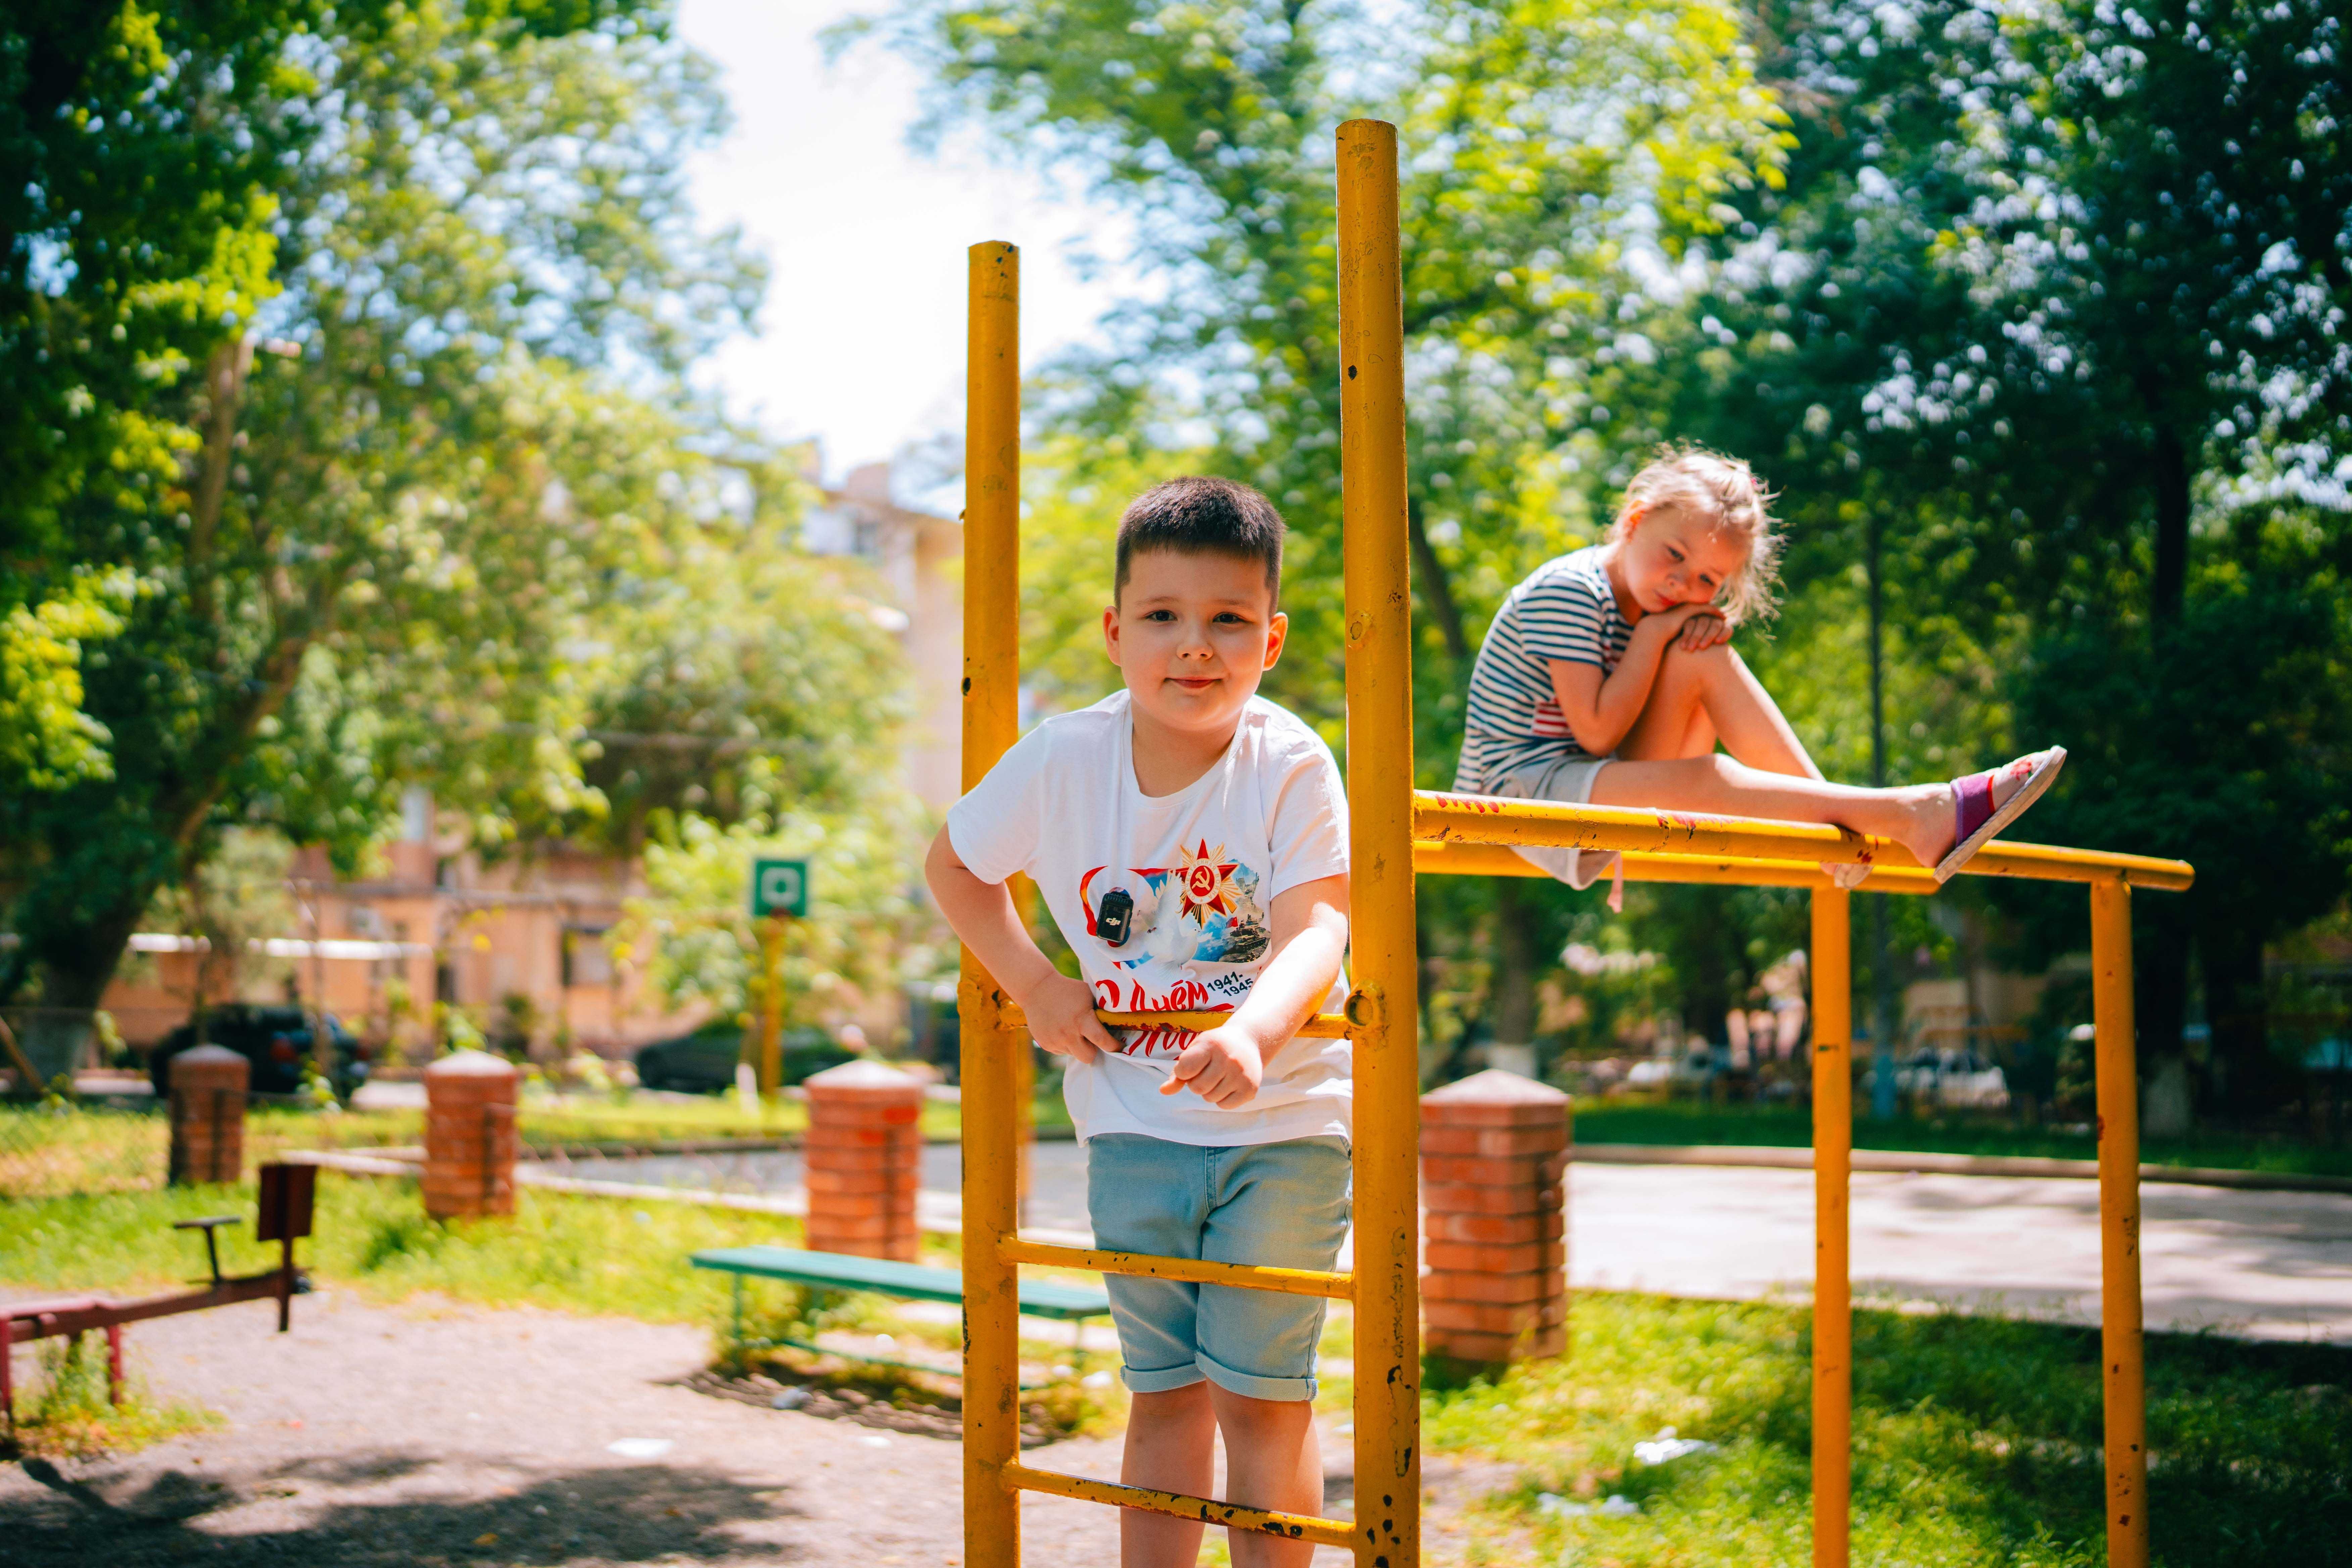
[562,926,614,989]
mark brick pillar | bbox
[423,1049,520,1219]
[1420,1067,1572,1362]
[803,1060,925,1260]
[169,1044,249,1186]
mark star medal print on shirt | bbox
[1079,841,1273,976]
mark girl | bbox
[1455,445,2062,892]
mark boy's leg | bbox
[1204,1385,1322,1568]
[1087,1136,1220,1565]
[1194,1138,1352,1568]
[1122,1384,1216,1567]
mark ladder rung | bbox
[1003,1462,1358,1547]
[1000,1238,1354,1300]
[997,1007,1353,1038]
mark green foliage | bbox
[1420,1293,2352,1566]
[0,2,871,1034]
[0,574,130,793]
[618,782,936,1036]
[577,486,915,845]
[850,0,1791,728]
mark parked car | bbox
[633,1023,855,1093]
[1894,1047,2011,1110]
[147,1005,365,1099]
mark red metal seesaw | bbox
[2,1161,317,1437]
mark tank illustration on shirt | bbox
[1077,840,1272,1056]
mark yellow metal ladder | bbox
[958,117,2190,1568]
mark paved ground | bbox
[2,1291,1426,1566]
[551,1142,2352,1343]
[1570,1163,2352,1342]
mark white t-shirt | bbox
[945,689,1351,1146]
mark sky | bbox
[675,0,1132,484]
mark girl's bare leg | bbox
[1617,642,1821,780]
[1597,642,1966,866]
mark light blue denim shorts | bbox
[1085,1134,1352,1402]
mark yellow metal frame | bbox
[959,119,2186,1568]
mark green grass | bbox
[0,1093,1072,1201]
[0,1171,847,1323]
[7,1133,2347,1564]
[1573,1100,2352,1177]
[3,1331,224,1461]
[1398,1294,2352,1567]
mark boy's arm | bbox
[1547,603,1722,756]
[1163,873,1349,1107]
[923,824,1117,1062]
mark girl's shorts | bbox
[1084,1133,1351,1402]
[1494,752,1618,889]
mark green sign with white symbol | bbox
[750,858,809,918]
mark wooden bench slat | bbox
[690,1245,1111,1320]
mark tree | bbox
[0,1,764,1066]
[1640,0,2352,1112]
[855,0,1792,1044]
[575,468,918,848]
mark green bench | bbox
[691,1244,1112,1383]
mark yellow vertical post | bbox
[962,238,1023,1568]
[1336,117,1420,1568]
[2091,878,2148,1568]
[758,917,785,1098]
[1809,887,1852,1568]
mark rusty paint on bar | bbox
[1412,839,1946,893]
[1004,1464,1358,1548]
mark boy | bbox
[926,476,1350,1568]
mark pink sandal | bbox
[1935,747,2066,883]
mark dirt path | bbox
[2,1290,1420,1565]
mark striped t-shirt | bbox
[1454,545,1633,794]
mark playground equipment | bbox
[2,1162,316,1438]
[958,119,2193,1568]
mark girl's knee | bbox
[1659,638,1733,680]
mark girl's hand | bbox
[1676,608,1731,652]
[1014,971,1115,1062]
[1159,1023,1266,1107]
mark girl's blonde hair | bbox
[1608,444,1783,625]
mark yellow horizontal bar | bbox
[1412,791,2193,891]
[1414,840,1945,893]
[1004,1463,1358,1548]
[999,1008,1353,1038]
[1000,1238,1356,1300]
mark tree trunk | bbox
[1866,512,1899,1115]
[2150,423,2190,627]
[2136,898,2194,1137]
[2134,419,2195,1126]
[1490,878,1539,1056]
[2199,919,2274,1117]
[1407,497,1471,663]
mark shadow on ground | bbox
[3,1455,805,1566]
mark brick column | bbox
[803,1060,925,1260]
[169,1044,249,1186]
[1420,1067,1572,1362]
[423,1049,520,1219]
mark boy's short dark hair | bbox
[1114,477,1284,608]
